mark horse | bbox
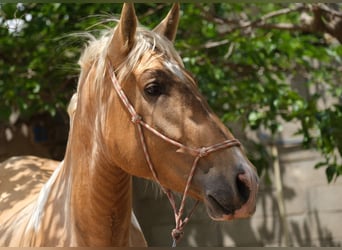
[0,3,259,246]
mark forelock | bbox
[77,24,183,90]
[115,27,183,82]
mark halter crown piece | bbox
[109,64,241,247]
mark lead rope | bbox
[109,64,241,247]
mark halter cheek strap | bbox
[109,64,241,247]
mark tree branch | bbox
[194,3,342,45]
[255,23,309,32]
[240,4,307,29]
[316,3,342,18]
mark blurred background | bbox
[0,3,341,246]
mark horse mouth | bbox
[205,194,257,221]
[206,195,237,220]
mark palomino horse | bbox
[0,3,259,246]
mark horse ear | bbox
[153,3,180,42]
[108,3,137,65]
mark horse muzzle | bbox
[202,166,259,221]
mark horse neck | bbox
[62,119,132,246]
[49,61,132,245]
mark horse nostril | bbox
[236,173,251,204]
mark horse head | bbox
[76,3,259,223]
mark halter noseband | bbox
[109,64,241,247]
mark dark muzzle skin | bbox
[199,161,259,221]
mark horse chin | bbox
[204,193,257,222]
[204,198,233,221]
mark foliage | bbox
[0,3,341,182]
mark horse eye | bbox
[144,82,163,97]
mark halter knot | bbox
[131,114,142,124]
[171,228,184,242]
[198,147,209,158]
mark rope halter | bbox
[109,64,241,247]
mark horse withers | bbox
[0,3,259,246]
